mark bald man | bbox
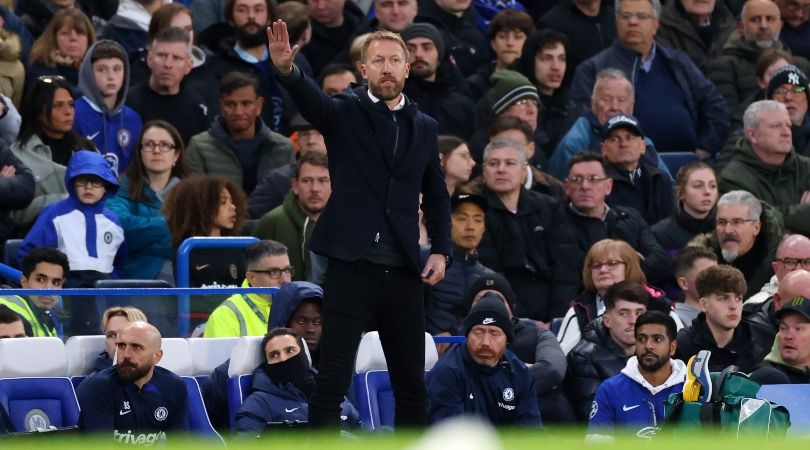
[77,321,189,443]
[747,264,810,352]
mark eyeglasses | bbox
[37,75,66,84]
[590,259,625,270]
[141,140,177,153]
[775,258,810,270]
[772,86,807,96]
[73,176,105,188]
[616,11,655,21]
[509,98,539,110]
[716,218,756,228]
[566,175,609,185]
[249,266,295,279]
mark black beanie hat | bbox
[767,64,810,103]
[464,293,514,342]
[400,23,445,62]
[466,273,517,315]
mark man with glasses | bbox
[563,152,671,285]
[674,264,767,372]
[599,114,675,226]
[719,100,810,236]
[186,71,294,197]
[775,0,810,59]
[570,0,727,158]
[205,240,292,337]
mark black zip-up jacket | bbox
[674,312,767,373]
[537,0,616,69]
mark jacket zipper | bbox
[392,113,399,158]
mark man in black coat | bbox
[563,152,672,286]
[269,22,451,428]
[0,144,34,243]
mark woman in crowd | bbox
[652,162,718,258]
[28,8,95,89]
[438,135,476,196]
[107,121,189,284]
[10,73,93,231]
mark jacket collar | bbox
[621,355,687,394]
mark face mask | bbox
[264,350,315,397]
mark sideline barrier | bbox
[0,263,21,285]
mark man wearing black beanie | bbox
[426,294,542,426]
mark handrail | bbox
[0,263,21,284]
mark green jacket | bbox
[253,191,315,281]
[0,295,57,337]
[9,134,68,229]
[719,138,810,235]
[185,119,294,190]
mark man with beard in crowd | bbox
[76,321,189,444]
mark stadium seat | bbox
[157,338,193,376]
[659,151,698,177]
[352,332,438,430]
[758,384,810,436]
[94,279,177,338]
[0,337,80,432]
[183,376,225,444]
[550,317,563,337]
[3,239,21,270]
[226,336,264,431]
[65,335,105,387]
[188,337,239,379]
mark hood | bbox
[621,355,687,394]
[65,150,119,201]
[0,29,21,61]
[78,40,131,116]
[764,337,810,373]
[209,117,271,155]
[514,30,570,87]
[267,281,323,329]
[280,190,308,230]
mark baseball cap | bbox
[775,295,810,321]
[451,192,488,213]
[603,114,644,140]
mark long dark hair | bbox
[124,120,189,202]
[17,75,93,152]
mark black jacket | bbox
[565,204,673,286]
[0,144,34,242]
[655,0,735,74]
[565,320,628,422]
[651,203,716,258]
[537,0,616,70]
[743,297,778,353]
[753,360,810,384]
[674,312,767,373]
[416,0,489,76]
[605,160,676,226]
[477,186,581,321]
[276,67,452,273]
[403,65,477,139]
[247,162,294,219]
[509,317,567,396]
[302,0,366,76]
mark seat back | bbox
[65,335,106,377]
[3,239,22,270]
[659,151,698,176]
[0,337,68,378]
[189,337,239,377]
[94,279,177,338]
[226,374,254,431]
[758,384,810,436]
[353,370,395,431]
[0,378,80,432]
[182,376,225,444]
[227,336,263,377]
[157,338,193,376]
[354,331,438,373]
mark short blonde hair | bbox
[101,306,148,332]
[360,30,409,64]
[582,239,647,293]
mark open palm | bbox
[267,19,300,76]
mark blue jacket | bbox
[76,365,189,442]
[570,41,729,154]
[421,245,493,335]
[234,366,359,433]
[587,356,686,438]
[75,40,142,175]
[267,281,323,330]
[550,111,673,181]
[106,176,172,280]
[426,344,542,426]
[19,150,126,277]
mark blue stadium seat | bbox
[758,384,810,437]
[65,335,105,388]
[659,152,698,177]
[551,317,564,337]
[95,279,177,338]
[183,376,225,443]
[0,337,80,432]
[157,338,193,376]
[189,337,239,379]
[226,336,264,431]
[3,239,21,270]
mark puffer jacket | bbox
[655,0,735,73]
[252,191,316,282]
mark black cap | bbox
[767,64,810,102]
[603,114,644,140]
[289,113,315,132]
[463,293,515,342]
[775,295,810,321]
[451,192,488,213]
[466,273,517,316]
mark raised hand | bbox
[267,19,300,76]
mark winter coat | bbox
[508,317,567,397]
[106,176,173,280]
[655,0,735,73]
[652,203,717,258]
[403,66,477,139]
[477,186,582,321]
[537,0,616,69]
[9,134,69,230]
[604,160,676,226]
[570,40,729,154]
[0,29,24,108]
[247,162,294,219]
[718,138,810,236]
[185,117,294,195]
[753,344,810,383]
[421,245,493,335]
[416,0,489,77]
[75,40,143,175]
[300,0,366,76]
[742,297,778,354]
[252,191,316,282]
[565,320,629,422]
[674,312,767,373]
[0,144,34,243]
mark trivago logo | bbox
[113,429,167,446]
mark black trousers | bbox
[308,258,427,428]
